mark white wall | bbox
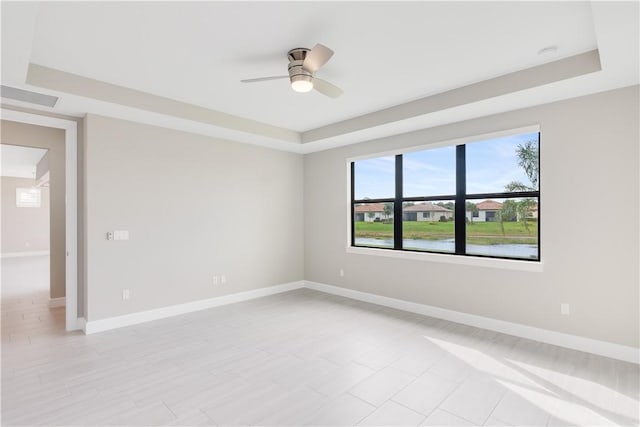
[1,177,50,253]
[304,85,639,348]
[467,211,489,222]
[84,114,304,321]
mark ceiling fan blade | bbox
[240,76,289,83]
[303,44,334,73]
[313,78,343,98]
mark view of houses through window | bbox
[352,131,540,260]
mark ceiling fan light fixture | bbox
[290,74,313,93]
[241,44,342,98]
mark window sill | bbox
[345,246,543,272]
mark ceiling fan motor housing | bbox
[287,48,313,86]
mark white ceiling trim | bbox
[1,2,637,154]
[23,49,601,153]
[26,64,300,144]
[302,50,601,143]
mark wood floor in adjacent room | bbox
[2,258,638,426]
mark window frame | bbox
[349,126,541,263]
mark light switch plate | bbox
[114,230,129,241]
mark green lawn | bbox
[355,220,537,245]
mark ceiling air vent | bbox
[1,85,58,107]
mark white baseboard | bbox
[84,281,304,334]
[49,297,66,308]
[80,278,638,363]
[1,251,50,258]
[304,281,640,364]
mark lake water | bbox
[355,237,538,259]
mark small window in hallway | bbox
[16,187,41,208]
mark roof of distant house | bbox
[475,200,503,210]
[404,202,452,212]
[354,203,387,213]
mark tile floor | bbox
[2,256,639,426]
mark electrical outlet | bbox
[221,275,227,284]
[561,303,570,315]
[122,289,130,300]
[339,268,345,277]
[106,231,114,240]
[213,276,219,285]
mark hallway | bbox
[1,255,64,344]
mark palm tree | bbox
[516,140,539,190]
[500,139,539,233]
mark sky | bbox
[354,132,538,200]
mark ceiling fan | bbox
[241,44,343,98]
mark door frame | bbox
[1,108,80,331]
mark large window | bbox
[351,131,540,261]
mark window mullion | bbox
[455,145,466,254]
[350,162,355,247]
[394,155,403,250]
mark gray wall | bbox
[1,120,66,300]
[304,85,639,348]
[84,114,304,321]
[1,176,50,253]
[36,151,49,182]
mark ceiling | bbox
[1,2,638,153]
[0,144,48,179]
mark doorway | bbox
[1,109,79,331]
[1,144,64,335]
